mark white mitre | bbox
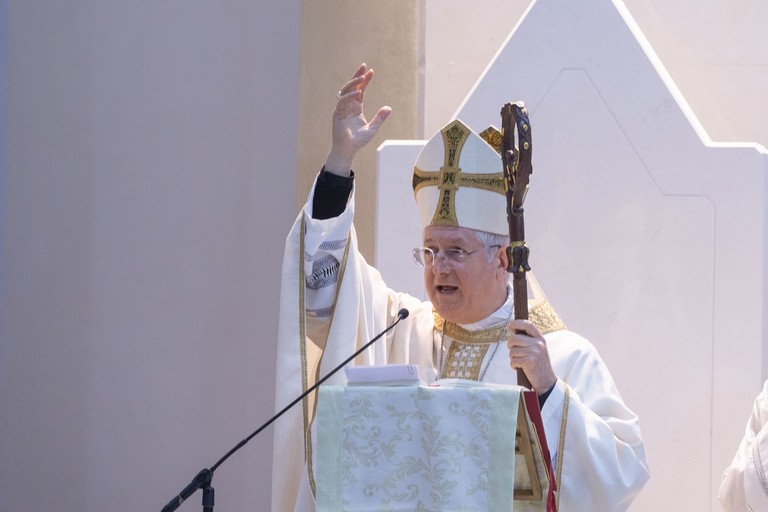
[412,119,507,236]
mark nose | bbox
[431,254,452,274]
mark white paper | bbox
[344,364,420,386]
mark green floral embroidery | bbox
[342,388,491,510]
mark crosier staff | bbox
[501,102,533,390]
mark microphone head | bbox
[397,308,410,320]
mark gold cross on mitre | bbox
[412,120,505,226]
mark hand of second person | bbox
[325,63,392,176]
[506,319,558,395]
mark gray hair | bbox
[473,230,509,261]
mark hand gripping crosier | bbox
[501,102,534,390]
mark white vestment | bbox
[719,380,768,511]
[271,175,649,512]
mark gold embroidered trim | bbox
[555,384,570,509]
[528,300,567,334]
[434,311,507,381]
[433,298,565,341]
[412,167,506,197]
[300,218,353,499]
[479,126,502,154]
[434,299,566,381]
[443,121,468,168]
[443,340,491,380]
[433,311,509,343]
[298,217,310,464]
[433,122,467,225]
[411,167,439,192]
[411,120,505,227]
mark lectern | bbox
[315,381,555,511]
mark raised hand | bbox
[324,63,392,176]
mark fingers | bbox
[350,62,368,80]
[333,64,391,134]
[506,319,540,339]
[337,80,363,100]
[367,106,392,133]
[505,320,557,393]
[505,320,541,367]
[334,90,363,118]
[328,63,391,163]
[337,64,373,100]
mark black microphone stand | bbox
[160,308,410,512]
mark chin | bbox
[434,304,465,324]
[429,294,471,323]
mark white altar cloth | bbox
[316,383,522,512]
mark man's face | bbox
[422,225,508,324]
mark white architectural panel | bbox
[376,0,768,509]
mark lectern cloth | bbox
[316,384,519,512]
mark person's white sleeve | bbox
[301,174,355,319]
[543,331,650,510]
[720,381,768,511]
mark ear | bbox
[496,245,509,276]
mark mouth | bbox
[436,285,458,294]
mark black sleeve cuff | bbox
[538,382,556,408]
[312,167,355,220]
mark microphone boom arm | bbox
[160,308,410,512]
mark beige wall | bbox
[423,0,533,137]
[297,1,421,259]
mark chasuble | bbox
[272,173,649,511]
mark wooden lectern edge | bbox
[514,389,554,502]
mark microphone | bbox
[160,308,410,512]
[161,469,212,512]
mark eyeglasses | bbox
[412,245,500,268]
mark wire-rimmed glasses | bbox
[412,245,500,269]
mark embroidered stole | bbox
[435,299,566,381]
